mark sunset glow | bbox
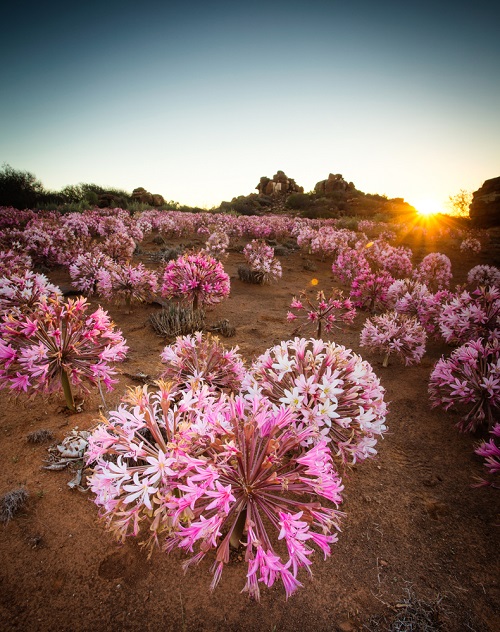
[414,198,445,217]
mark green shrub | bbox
[285,193,312,210]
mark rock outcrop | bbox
[314,173,355,196]
[469,177,500,228]
[256,171,303,196]
[131,187,165,207]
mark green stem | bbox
[230,507,247,549]
[317,320,322,340]
[382,353,390,368]
[61,369,76,411]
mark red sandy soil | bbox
[0,227,499,632]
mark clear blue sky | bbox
[1,0,499,209]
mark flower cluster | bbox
[287,289,356,338]
[439,286,500,345]
[429,338,500,432]
[331,248,370,285]
[365,242,413,278]
[242,240,282,284]
[248,338,388,464]
[0,297,128,410]
[69,250,115,296]
[160,332,246,393]
[202,231,230,260]
[97,262,158,313]
[350,270,394,312]
[162,253,230,311]
[102,232,137,262]
[87,384,344,600]
[467,265,500,289]
[413,253,452,291]
[360,311,427,367]
[475,423,500,489]
[0,249,32,277]
[0,270,62,317]
[460,237,481,254]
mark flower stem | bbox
[125,295,132,314]
[61,368,76,411]
[382,353,390,368]
[229,507,247,549]
[193,294,199,312]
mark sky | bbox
[1,0,499,210]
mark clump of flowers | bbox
[69,250,115,296]
[162,253,230,311]
[413,253,452,291]
[365,242,413,278]
[202,231,230,260]
[0,270,62,317]
[87,383,344,600]
[242,239,282,284]
[102,232,136,262]
[0,249,32,277]
[249,338,388,465]
[97,262,158,313]
[429,338,500,432]
[160,332,245,393]
[387,279,431,314]
[439,286,500,345]
[350,270,394,312]
[460,237,481,254]
[0,297,128,411]
[331,248,370,285]
[360,311,427,367]
[467,265,500,289]
[287,289,356,338]
[475,423,500,489]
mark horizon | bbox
[1,1,499,212]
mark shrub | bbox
[149,304,206,337]
[0,488,29,523]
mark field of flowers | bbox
[0,206,498,631]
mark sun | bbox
[413,198,444,217]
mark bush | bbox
[285,193,312,210]
[0,163,45,209]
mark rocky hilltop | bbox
[218,170,416,219]
[469,176,500,228]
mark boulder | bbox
[132,187,154,205]
[255,171,303,196]
[315,173,355,196]
[151,193,165,206]
[469,177,500,228]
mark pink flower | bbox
[360,310,427,366]
[429,338,500,432]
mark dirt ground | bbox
[0,225,499,632]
